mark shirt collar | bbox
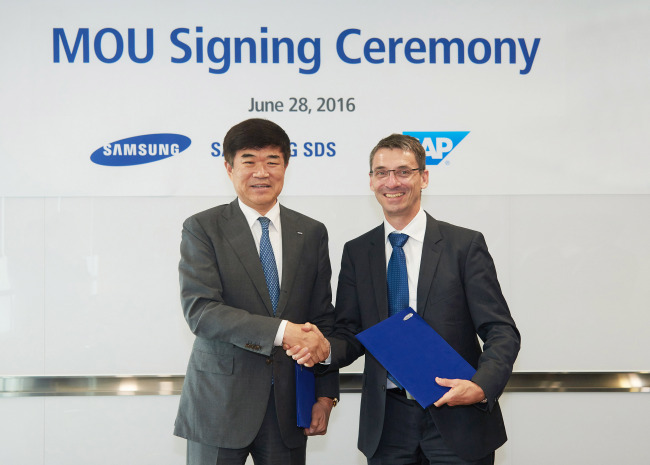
[384,208,426,244]
[238,199,281,229]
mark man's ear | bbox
[420,169,429,190]
[225,160,233,178]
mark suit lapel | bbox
[417,213,443,319]
[276,206,304,318]
[367,225,389,321]
[220,200,275,317]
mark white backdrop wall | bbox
[1,1,649,464]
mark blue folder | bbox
[356,308,476,408]
[295,363,315,428]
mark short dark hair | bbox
[223,119,291,166]
[369,134,426,171]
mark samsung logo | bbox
[91,134,191,166]
[403,131,469,165]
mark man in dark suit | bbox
[289,134,520,464]
[174,118,339,465]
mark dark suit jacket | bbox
[174,199,339,450]
[327,213,520,461]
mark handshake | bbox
[282,322,330,367]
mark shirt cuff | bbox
[320,346,332,365]
[274,319,288,347]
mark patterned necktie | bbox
[258,217,280,315]
[387,232,409,389]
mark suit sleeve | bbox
[464,232,520,409]
[308,225,340,398]
[179,216,280,356]
[305,225,336,336]
[326,242,367,370]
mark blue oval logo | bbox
[91,133,191,166]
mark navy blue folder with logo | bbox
[295,363,315,428]
[356,308,476,408]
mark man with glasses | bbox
[174,118,338,465]
[288,134,520,464]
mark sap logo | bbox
[402,131,469,165]
[91,134,191,166]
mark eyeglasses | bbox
[369,168,423,179]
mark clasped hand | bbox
[282,322,329,367]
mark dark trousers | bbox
[187,387,306,465]
[368,390,495,465]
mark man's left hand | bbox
[433,378,486,407]
[304,397,333,436]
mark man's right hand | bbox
[283,322,329,367]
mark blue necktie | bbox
[387,232,409,389]
[258,217,280,315]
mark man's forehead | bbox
[236,146,282,158]
[372,148,416,166]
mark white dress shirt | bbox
[237,199,287,346]
[383,208,426,388]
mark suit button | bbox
[266,358,272,365]
[382,385,386,391]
